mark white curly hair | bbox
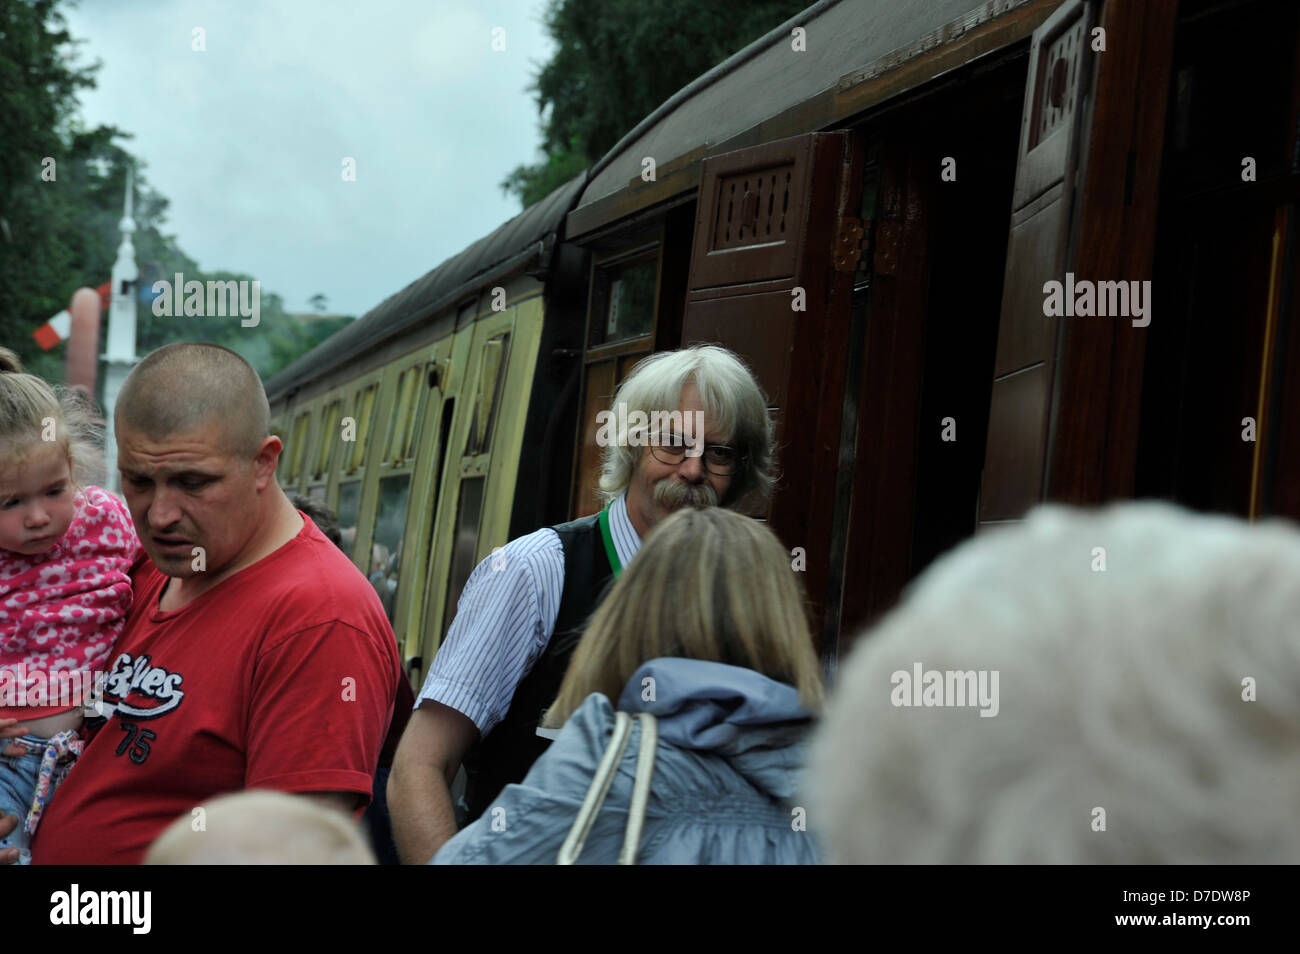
[807,501,1300,864]
[597,344,775,508]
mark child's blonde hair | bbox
[0,347,104,488]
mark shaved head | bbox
[116,343,269,459]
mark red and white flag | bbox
[32,309,72,350]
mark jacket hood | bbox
[615,657,813,799]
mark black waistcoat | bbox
[461,511,615,823]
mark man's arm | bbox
[389,528,562,864]
[388,700,478,864]
[245,620,397,807]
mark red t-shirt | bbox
[31,514,402,865]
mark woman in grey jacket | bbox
[431,507,824,865]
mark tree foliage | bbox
[502,0,810,207]
[1,0,109,377]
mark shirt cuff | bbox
[245,768,377,804]
[417,675,498,736]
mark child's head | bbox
[144,790,377,864]
[0,348,104,556]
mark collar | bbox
[607,492,640,571]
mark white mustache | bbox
[653,479,718,510]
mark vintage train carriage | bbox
[266,177,589,688]
[559,0,1299,666]
[271,0,1299,683]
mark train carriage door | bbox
[432,307,517,657]
[406,336,455,690]
[680,131,864,656]
[978,0,1177,525]
[368,357,436,640]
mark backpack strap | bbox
[619,713,658,865]
[556,712,659,865]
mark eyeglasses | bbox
[648,434,745,476]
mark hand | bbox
[0,814,18,865]
[0,718,30,756]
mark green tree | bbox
[503,0,809,207]
[0,0,194,384]
[0,0,105,357]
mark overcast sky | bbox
[64,0,555,317]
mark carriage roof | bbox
[265,172,586,401]
[267,0,1050,402]
[567,0,1047,238]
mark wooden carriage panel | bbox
[677,300,795,413]
[681,131,861,649]
[1045,0,1177,504]
[978,0,1094,525]
[994,191,1068,378]
[572,359,618,516]
[981,0,1181,520]
[685,136,814,292]
[979,365,1051,522]
[1270,250,1300,519]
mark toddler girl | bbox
[0,347,140,863]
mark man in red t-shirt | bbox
[23,343,401,865]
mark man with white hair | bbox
[390,344,776,864]
[807,502,1300,864]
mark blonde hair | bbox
[598,345,776,507]
[0,347,104,488]
[144,790,376,865]
[545,507,823,726]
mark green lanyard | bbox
[598,506,623,579]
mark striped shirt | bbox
[417,492,641,736]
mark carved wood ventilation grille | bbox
[713,165,794,251]
[1032,18,1086,148]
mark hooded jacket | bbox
[431,657,819,865]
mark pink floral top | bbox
[0,486,141,719]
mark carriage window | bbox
[337,480,362,557]
[273,422,288,478]
[387,367,421,465]
[466,336,509,456]
[442,476,485,638]
[345,384,378,474]
[591,255,657,345]
[315,400,342,479]
[405,367,431,462]
[369,475,411,622]
[286,411,311,484]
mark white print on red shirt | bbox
[102,652,186,719]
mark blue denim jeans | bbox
[0,734,48,865]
